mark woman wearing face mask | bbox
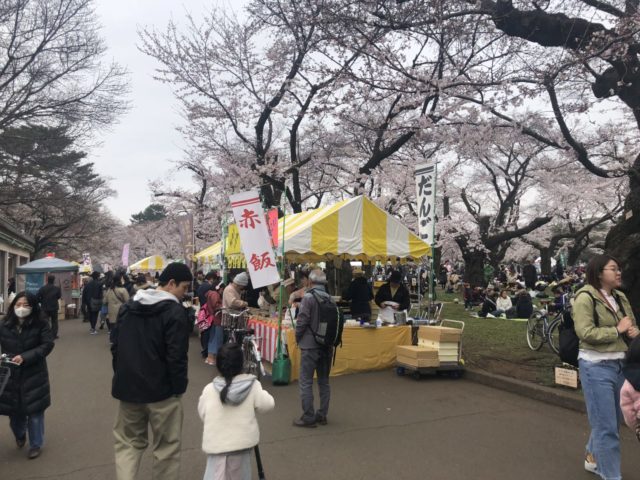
[0,292,54,460]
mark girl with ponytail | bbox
[198,343,274,480]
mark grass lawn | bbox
[430,288,560,386]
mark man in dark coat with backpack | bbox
[294,269,336,428]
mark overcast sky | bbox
[93,0,245,223]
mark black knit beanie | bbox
[158,262,193,284]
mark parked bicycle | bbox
[221,308,266,379]
[526,299,570,354]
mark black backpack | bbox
[558,291,626,367]
[309,289,344,348]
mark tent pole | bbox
[275,202,286,360]
[430,162,438,318]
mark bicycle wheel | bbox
[243,342,262,380]
[548,317,561,355]
[526,312,545,351]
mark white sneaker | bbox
[584,453,597,474]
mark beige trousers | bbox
[113,396,183,480]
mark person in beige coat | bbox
[104,272,130,332]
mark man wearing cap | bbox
[223,271,249,310]
[374,270,411,321]
[343,268,374,323]
[111,262,193,480]
[294,269,333,428]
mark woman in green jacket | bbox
[574,254,638,480]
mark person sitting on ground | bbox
[548,287,567,313]
[471,287,485,307]
[479,291,498,318]
[514,289,533,318]
[495,290,513,317]
[198,343,275,480]
[446,272,460,293]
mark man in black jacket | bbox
[111,263,192,480]
[37,275,61,339]
[81,271,103,334]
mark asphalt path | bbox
[2,318,640,480]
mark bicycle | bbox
[0,352,20,397]
[221,308,266,380]
[526,300,568,354]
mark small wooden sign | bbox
[555,366,579,389]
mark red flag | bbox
[267,208,279,248]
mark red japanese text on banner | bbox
[230,190,281,289]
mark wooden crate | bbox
[396,345,438,359]
[397,355,440,368]
[418,326,462,343]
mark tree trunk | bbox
[606,156,640,317]
[462,250,486,287]
[539,247,552,276]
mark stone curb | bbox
[464,367,586,413]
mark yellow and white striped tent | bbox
[129,255,167,272]
[195,196,430,265]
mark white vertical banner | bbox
[121,243,130,267]
[230,190,281,289]
[414,163,436,245]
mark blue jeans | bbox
[207,325,224,356]
[579,359,624,480]
[9,411,45,449]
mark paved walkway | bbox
[1,318,639,479]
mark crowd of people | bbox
[1,256,639,480]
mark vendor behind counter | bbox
[343,268,374,321]
[374,270,411,313]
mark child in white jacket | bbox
[198,343,275,480]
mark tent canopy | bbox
[195,196,430,264]
[16,257,79,274]
[129,255,167,272]
[194,242,221,263]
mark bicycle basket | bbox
[221,310,248,330]
[0,366,10,397]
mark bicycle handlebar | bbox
[0,354,20,366]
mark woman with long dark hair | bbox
[104,271,130,332]
[0,292,54,459]
[574,254,638,478]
